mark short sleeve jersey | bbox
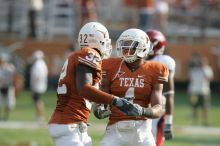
[49,47,102,124]
[0,63,15,88]
[102,58,168,125]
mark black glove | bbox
[93,104,111,119]
[163,124,173,140]
[126,104,153,118]
[126,104,143,116]
[112,97,144,116]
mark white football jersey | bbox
[30,59,48,93]
[0,63,15,88]
[188,65,213,95]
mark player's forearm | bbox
[165,94,174,115]
[142,104,163,119]
[79,84,114,104]
[164,93,174,125]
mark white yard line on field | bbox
[0,121,220,136]
[175,125,220,136]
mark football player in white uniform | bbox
[146,29,176,146]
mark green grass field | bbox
[0,89,220,146]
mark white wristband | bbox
[165,115,173,124]
[163,90,175,96]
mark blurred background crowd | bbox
[0,0,220,123]
[0,0,220,39]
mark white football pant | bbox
[100,120,155,146]
[48,123,92,146]
[152,118,160,140]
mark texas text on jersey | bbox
[102,58,169,125]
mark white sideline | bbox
[175,125,220,135]
[0,121,46,129]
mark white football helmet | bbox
[116,28,152,63]
[78,22,112,59]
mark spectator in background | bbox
[30,50,48,124]
[80,0,97,27]
[123,0,138,27]
[154,0,169,32]
[137,0,154,30]
[28,0,44,38]
[0,53,16,121]
[187,53,213,126]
